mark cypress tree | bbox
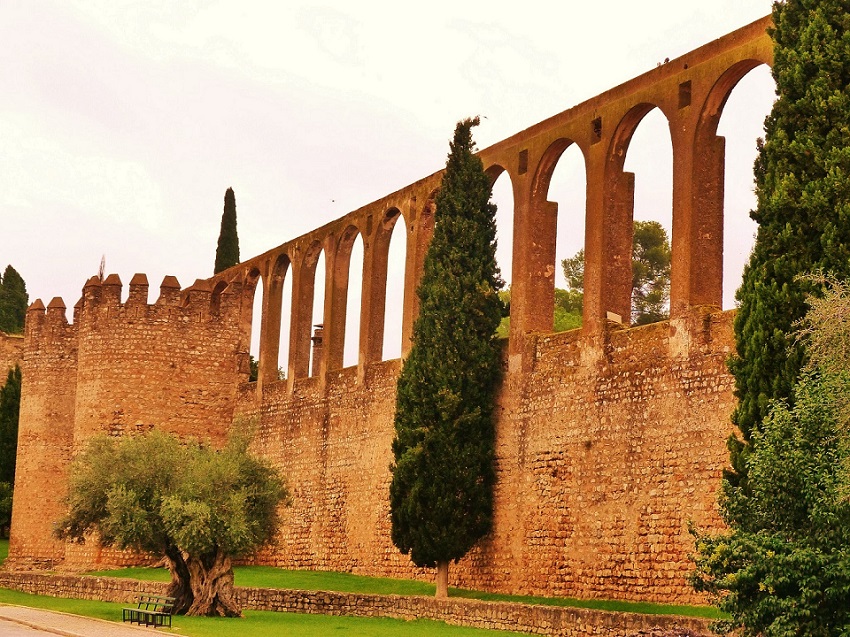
[727,0,850,490]
[0,365,21,486]
[214,187,240,274]
[389,118,504,598]
[0,265,28,334]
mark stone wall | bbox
[0,330,23,376]
[234,307,734,604]
[0,572,713,636]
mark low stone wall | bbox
[0,572,712,636]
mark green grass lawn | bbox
[0,539,8,566]
[0,587,528,637]
[85,564,724,620]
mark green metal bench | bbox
[122,594,175,628]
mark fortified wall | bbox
[9,275,250,568]
[9,16,772,604]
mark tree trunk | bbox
[184,550,242,617]
[163,545,193,614]
[435,560,449,599]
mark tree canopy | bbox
[390,117,503,598]
[214,187,240,274]
[560,220,671,325]
[0,265,28,334]
[692,277,850,635]
[56,429,288,616]
[728,0,850,465]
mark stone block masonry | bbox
[0,330,23,375]
[236,308,734,604]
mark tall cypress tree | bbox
[0,365,21,486]
[214,187,240,274]
[0,265,28,334]
[727,0,850,489]
[390,118,504,598]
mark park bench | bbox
[122,594,175,628]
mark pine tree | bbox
[0,365,21,486]
[727,0,850,488]
[0,265,28,334]
[214,187,240,274]
[559,220,671,326]
[389,118,503,598]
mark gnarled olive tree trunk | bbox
[163,545,193,614]
[185,550,241,617]
[162,546,241,616]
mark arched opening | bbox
[489,167,515,287]
[488,167,514,338]
[247,270,263,382]
[622,106,674,326]
[279,263,293,379]
[267,254,290,383]
[382,210,407,360]
[547,142,587,332]
[717,64,775,309]
[309,250,326,377]
[343,232,363,368]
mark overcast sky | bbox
[1,0,776,364]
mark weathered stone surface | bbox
[236,310,734,604]
[0,330,23,375]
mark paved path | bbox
[0,605,162,636]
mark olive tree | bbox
[55,429,288,617]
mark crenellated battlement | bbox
[27,273,244,339]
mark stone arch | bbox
[401,194,438,358]
[380,207,407,360]
[244,267,263,380]
[716,64,775,309]
[289,241,324,380]
[599,102,672,325]
[690,59,773,310]
[531,138,587,202]
[260,252,290,383]
[324,224,362,372]
[532,138,588,332]
[698,59,769,141]
[363,207,405,363]
[624,108,675,325]
[484,164,515,286]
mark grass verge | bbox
[0,587,527,637]
[85,565,725,620]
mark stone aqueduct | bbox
[10,17,773,603]
[223,16,771,384]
